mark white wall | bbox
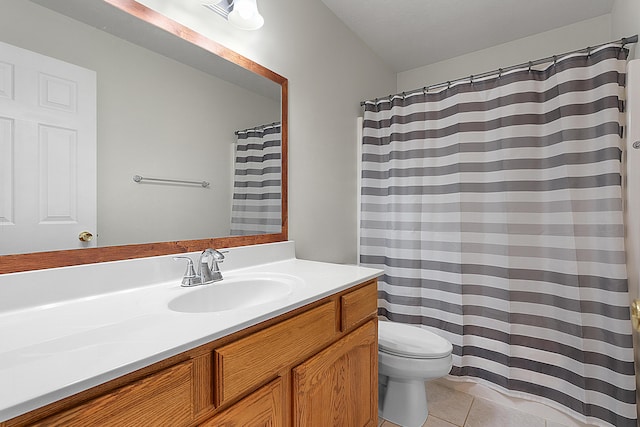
[135,0,397,264]
[398,14,612,92]
[612,0,640,60]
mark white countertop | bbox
[0,241,382,422]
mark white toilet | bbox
[378,321,453,427]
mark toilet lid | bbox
[378,321,453,359]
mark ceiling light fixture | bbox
[203,0,264,31]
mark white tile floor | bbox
[378,381,572,427]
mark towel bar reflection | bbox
[133,175,210,188]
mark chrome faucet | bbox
[173,248,226,287]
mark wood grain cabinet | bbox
[3,279,378,427]
[293,321,378,427]
[28,360,194,427]
[200,378,284,427]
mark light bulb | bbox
[228,0,263,30]
[234,0,254,19]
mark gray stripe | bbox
[361,256,629,291]
[362,123,618,154]
[380,309,636,375]
[361,198,622,214]
[234,179,281,188]
[236,140,281,150]
[378,277,629,319]
[452,355,636,403]
[460,335,636,377]
[232,205,281,212]
[363,103,621,145]
[363,148,621,179]
[230,217,281,226]
[449,365,637,427]
[360,238,626,264]
[233,193,280,200]
[360,221,624,238]
[364,94,621,130]
[361,173,621,195]
[235,167,281,176]
[235,153,281,163]
[237,126,281,138]
[230,229,278,235]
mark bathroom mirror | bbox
[0,0,288,273]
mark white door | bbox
[624,59,640,408]
[0,41,96,255]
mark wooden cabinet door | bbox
[200,378,283,427]
[292,320,378,427]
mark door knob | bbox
[631,299,640,332]
[78,231,93,242]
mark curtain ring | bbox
[498,68,503,79]
[587,46,591,57]
[470,75,474,85]
[402,92,406,100]
[447,81,451,89]
[422,86,427,95]
[553,55,557,66]
[528,61,533,72]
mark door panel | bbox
[0,41,96,254]
[292,320,378,427]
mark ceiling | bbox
[320,0,615,73]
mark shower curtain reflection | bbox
[230,122,282,235]
[360,46,637,427]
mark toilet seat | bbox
[379,321,452,359]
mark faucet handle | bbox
[211,249,226,262]
[173,256,200,287]
[199,248,226,283]
[200,248,226,264]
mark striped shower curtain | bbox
[360,46,637,427]
[230,123,281,235]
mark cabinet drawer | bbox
[215,301,337,406]
[200,378,283,426]
[341,280,378,331]
[33,360,193,427]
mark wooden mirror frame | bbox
[0,0,288,274]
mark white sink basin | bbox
[168,273,301,313]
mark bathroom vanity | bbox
[0,242,381,426]
[0,2,381,425]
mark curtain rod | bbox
[234,121,281,135]
[360,34,638,107]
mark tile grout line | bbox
[461,396,475,427]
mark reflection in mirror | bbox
[231,122,282,236]
[0,0,287,272]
